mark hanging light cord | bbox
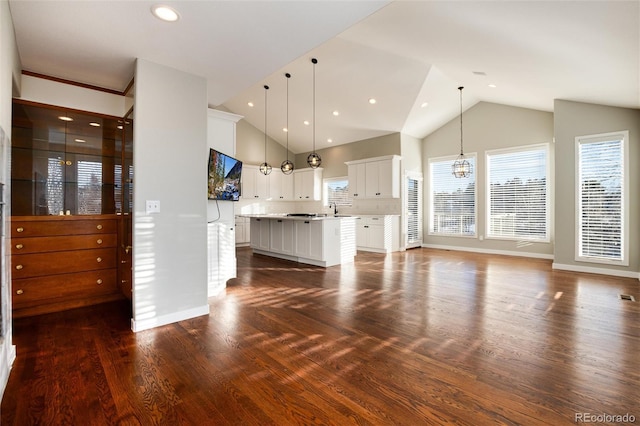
[459,86,464,156]
[264,85,269,162]
[286,74,290,159]
[312,58,317,153]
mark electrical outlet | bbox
[146,200,160,214]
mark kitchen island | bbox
[244,214,357,267]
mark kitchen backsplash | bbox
[234,198,401,216]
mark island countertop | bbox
[239,213,357,221]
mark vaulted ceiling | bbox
[9,1,639,153]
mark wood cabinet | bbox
[293,168,322,201]
[346,156,401,199]
[11,215,123,317]
[242,165,270,199]
[355,215,401,253]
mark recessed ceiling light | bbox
[488,84,497,88]
[303,120,310,126]
[368,98,376,104]
[327,138,333,143]
[74,139,86,143]
[332,110,339,116]
[283,127,288,132]
[247,102,254,107]
[58,116,73,122]
[420,102,429,108]
[151,5,180,22]
[89,122,101,127]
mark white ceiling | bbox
[9,1,640,154]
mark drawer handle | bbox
[15,244,24,250]
[16,289,24,295]
[97,257,102,263]
[17,227,24,233]
[97,279,103,285]
[96,224,103,230]
[15,264,23,270]
[97,239,103,245]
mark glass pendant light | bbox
[307,58,322,168]
[452,86,472,178]
[259,84,272,175]
[281,73,294,175]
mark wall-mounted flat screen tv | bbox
[208,148,242,201]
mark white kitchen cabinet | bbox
[235,215,250,246]
[293,168,323,201]
[249,217,270,251]
[242,165,270,200]
[356,215,400,253]
[348,162,366,199]
[346,156,400,199]
[269,171,295,201]
[270,218,295,255]
[294,219,324,260]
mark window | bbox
[576,131,628,265]
[324,177,351,207]
[429,155,476,236]
[486,144,549,241]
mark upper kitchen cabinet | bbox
[241,165,270,200]
[11,101,125,216]
[269,170,294,201]
[293,168,322,201]
[346,155,401,199]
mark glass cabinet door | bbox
[11,101,122,216]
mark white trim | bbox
[345,154,401,166]
[421,243,554,260]
[207,108,243,123]
[574,130,629,266]
[131,304,210,332]
[552,263,640,280]
[0,342,16,401]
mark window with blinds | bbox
[486,144,549,241]
[429,155,476,236]
[406,174,422,247]
[324,177,351,207]
[576,131,628,265]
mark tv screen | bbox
[208,148,242,201]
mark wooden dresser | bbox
[11,215,123,317]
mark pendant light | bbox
[280,73,294,175]
[306,58,322,168]
[259,84,272,175]
[452,86,472,178]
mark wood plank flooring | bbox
[2,247,639,425]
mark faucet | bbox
[329,202,338,215]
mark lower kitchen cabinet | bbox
[356,215,400,253]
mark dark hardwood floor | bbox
[2,247,639,425]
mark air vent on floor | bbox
[619,294,636,302]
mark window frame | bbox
[484,143,550,243]
[574,130,629,266]
[428,153,477,238]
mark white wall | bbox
[131,59,209,331]
[0,0,18,400]
[19,74,125,117]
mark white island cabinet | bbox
[247,215,356,267]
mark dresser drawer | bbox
[12,234,117,255]
[12,248,116,279]
[11,219,116,238]
[12,269,117,309]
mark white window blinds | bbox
[486,145,548,241]
[429,156,476,236]
[577,133,626,263]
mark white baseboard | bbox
[552,262,640,280]
[421,243,554,260]
[131,304,210,332]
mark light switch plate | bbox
[146,200,160,214]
